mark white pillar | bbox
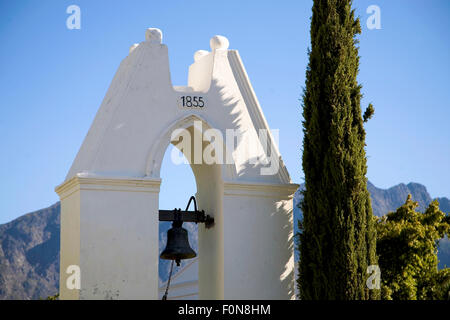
[222,182,297,299]
[56,175,161,300]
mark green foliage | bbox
[45,293,59,300]
[376,195,450,300]
[298,0,378,299]
[363,104,374,122]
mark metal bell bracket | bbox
[158,196,214,228]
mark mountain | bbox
[368,181,450,216]
[0,203,60,299]
[293,182,450,219]
[293,182,450,269]
[0,181,449,299]
[436,197,450,214]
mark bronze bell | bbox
[160,221,196,266]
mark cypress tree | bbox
[298,0,379,299]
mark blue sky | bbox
[0,0,449,224]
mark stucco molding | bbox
[227,50,292,185]
[223,181,299,198]
[55,174,161,200]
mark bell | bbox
[160,221,196,266]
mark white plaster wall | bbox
[79,181,160,299]
[57,29,297,299]
[193,163,225,300]
[222,183,296,300]
[56,177,161,300]
[59,185,80,300]
[66,31,289,185]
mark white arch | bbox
[144,113,237,181]
[56,30,297,300]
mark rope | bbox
[162,259,175,300]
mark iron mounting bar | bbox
[158,209,214,228]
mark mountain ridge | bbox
[0,181,449,299]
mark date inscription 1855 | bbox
[179,96,205,108]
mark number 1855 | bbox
[180,96,205,108]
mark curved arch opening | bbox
[145,114,237,181]
[158,145,199,299]
[157,120,225,299]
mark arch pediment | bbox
[66,30,291,185]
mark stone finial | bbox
[210,35,229,51]
[129,43,139,54]
[145,28,163,44]
[194,50,209,62]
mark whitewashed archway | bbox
[56,28,298,300]
[145,113,237,181]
